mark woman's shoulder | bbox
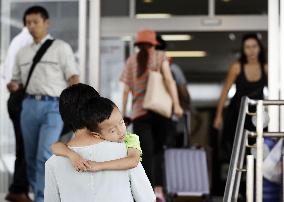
[96,141,127,151]
[94,142,128,160]
[229,62,241,76]
[67,137,103,148]
[128,52,138,60]
[126,53,138,65]
[154,50,166,58]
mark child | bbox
[52,83,155,202]
[72,96,142,172]
[52,100,141,173]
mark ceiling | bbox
[102,0,268,16]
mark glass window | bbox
[215,0,267,15]
[136,0,208,16]
[10,1,79,51]
[101,0,129,17]
[100,37,129,109]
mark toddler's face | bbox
[98,107,126,143]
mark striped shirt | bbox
[120,49,167,119]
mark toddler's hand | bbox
[86,160,101,172]
[69,152,89,172]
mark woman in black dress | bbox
[214,33,268,159]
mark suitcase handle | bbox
[183,112,190,147]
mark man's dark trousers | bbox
[7,92,29,193]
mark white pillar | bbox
[256,101,264,202]
[0,0,12,193]
[88,0,101,90]
[280,0,284,131]
[268,0,280,132]
[129,0,135,18]
[246,155,254,202]
[208,0,215,17]
[79,0,87,83]
[0,0,12,152]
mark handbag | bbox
[7,39,55,116]
[143,57,173,118]
[263,138,283,184]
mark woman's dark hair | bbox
[239,33,266,66]
[81,97,117,133]
[155,35,167,51]
[135,43,153,77]
[23,6,49,26]
[59,83,100,132]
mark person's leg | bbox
[133,115,154,184]
[150,113,176,202]
[7,97,29,194]
[6,96,31,202]
[35,101,63,202]
[152,113,175,186]
[20,98,41,194]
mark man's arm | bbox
[67,74,80,86]
[60,42,80,85]
[7,81,21,92]
[7,51,22,92]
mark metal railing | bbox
[223,97,249,202]
[223,97,284,202]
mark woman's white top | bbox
[44,141,155,202]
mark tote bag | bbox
[143,69,172,118]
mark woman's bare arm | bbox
[161,60,183,117]
[122,84,130,116]
[214,62,240,129]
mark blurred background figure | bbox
[120,29,183,202]
[213,33,268,200]
[2,27,33,202]
[6,6,79,202]
[156,35,201,147]
[214,33,267,160]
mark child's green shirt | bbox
[124,131,142,161]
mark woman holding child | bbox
[45,84,155,202]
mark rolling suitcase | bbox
[164,113,210,201]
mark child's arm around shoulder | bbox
[51,141,90,171]
[88,132,141,171]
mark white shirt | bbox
[44,141,155,202]
[12,34,79,97]
[129,163,156,202]
[2,27,33,81]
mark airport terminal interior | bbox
[0,0,283,202]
